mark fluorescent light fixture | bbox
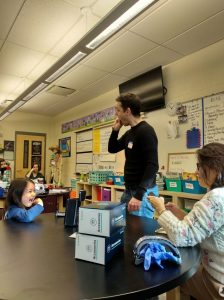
[0,112,10,121]
[23,83,48,101]
[86,0,156,50]
[8,100,26,113]
[46,51,87,83]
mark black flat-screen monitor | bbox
[119,66,165,112]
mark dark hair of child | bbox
[6,179,34,209]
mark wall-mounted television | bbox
[119,66,165,113]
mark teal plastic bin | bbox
[182,180,207,194]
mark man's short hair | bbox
[116,93,141,117]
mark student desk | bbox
[0,214,200,300]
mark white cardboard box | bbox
[75,228,124,265]
[78,202,126,237]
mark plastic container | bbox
[182,180,207,194]
[96,186,102,201]
[0,187,4,197]
[113,175,125,186]
[102,188,111,201]
[89,171,114,184]
[165,178,182,192]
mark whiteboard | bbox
[77,152,92,164]
[168,152,197,173]
[76,140,92,152]
[203,93,224,144]
[76,129,92,142]
[100,126,112,153]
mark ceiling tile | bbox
[91,0,122,17]
[165,11,224,55]
[82,73,126,94]
[22,92,66,115]
[7,0,81,53]
[130,0,224,44]
[0,0,24,39]
[0,73,23,96]
[124,0,169,30]
[56,65,107,90]
[50,15,97,57]
[84,31,157,72]
[0,42,44,77]
[28,54,59,80]
[10,78,34,96]
[63,0,97,8]
[113,45,183,78]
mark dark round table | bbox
[0,213,200,300]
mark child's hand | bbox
[33,198,43,206]
[147,196,165,215]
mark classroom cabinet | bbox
[76,181,204,209]
[158,190,203,210]
[76,181,125,204]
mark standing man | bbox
[108,93,159,218]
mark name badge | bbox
[128,141,133,149]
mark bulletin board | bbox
[76,129,93,174]
[168,152,197,173]
[74,124,125,174]
[185,92,224,146]
[203,93,224,144]
[93,125,118,171]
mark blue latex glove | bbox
[139,242,181,271]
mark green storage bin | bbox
[89,171,114,184]
[165,178,182,192]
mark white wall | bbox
[54,39,224,185]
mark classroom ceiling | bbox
[0,0,224,117]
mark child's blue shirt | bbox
[5,204,44,222]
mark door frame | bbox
[15,131,46,179]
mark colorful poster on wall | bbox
[59,137,71,157]
[62,107,115,133]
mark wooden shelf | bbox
[159,190,204,209]
[76,181,125,203]
[76,182,205,209]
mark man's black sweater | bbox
[108,121,159,200]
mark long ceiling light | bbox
[45,51,87,83]
[86,0,156,50]
[8,100,26,113]
[0,112,10,121]
[23,83,48,101]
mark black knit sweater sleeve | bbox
[108,129,126,153]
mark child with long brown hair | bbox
[5,179,44,222]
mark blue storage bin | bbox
[113,176,124,186]
[0,187,4,197]
[182,180,207,194]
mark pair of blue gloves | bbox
[139,242,182,271]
